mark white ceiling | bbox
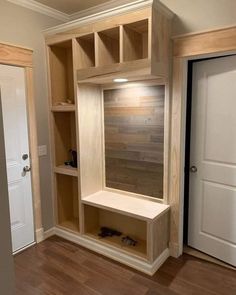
[34,0,113,14]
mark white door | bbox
[0,64,34,253]
[188,56,236,266]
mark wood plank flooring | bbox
[14,236,236,295]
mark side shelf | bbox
[56,174,79,232]
[52,112,77,167]
[96,27,120,66]
[48,40,74,106]
[122,19,149,62]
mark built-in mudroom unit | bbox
[45,0,173,275]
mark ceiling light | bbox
[113,78,128,83]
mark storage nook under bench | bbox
[45,0,173,275]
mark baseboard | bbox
[35,227,44,243]
[54,227,169,275]
[43,227,56,240]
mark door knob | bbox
[23,166,31,173]
[190,166,198,173]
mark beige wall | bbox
[161,0,236,36]
[0,0,62,231]
[0,95,15,294]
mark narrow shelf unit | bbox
[52,111,77,167]
[75,34,95,69]
[56,174,79,232]
[96,27,120,66]
[123,19,149,62]
[48,40,75,106]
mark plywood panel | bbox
[49,41,74,105]
[104,85,165,198]
[78,85,103,198]
[57,174,79,232]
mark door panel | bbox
[188,56,236,266]
[0,64,34,252]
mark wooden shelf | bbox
[96,27,120,66]
[54,165,78,177]
[82,190,169,221]
[48,40,75,106]
[85,229,147,259]
[56,174,79,232]
[53,111,77,167]
[58,218,80,232]
[123,19,149,62]
[76,34,95,69]
[51,105,75,112]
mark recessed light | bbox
[113,78,128,83]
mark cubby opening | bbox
[49,40,75,106]
[56,174,79,232]
[123,19,149,62]
[84,205,147,259]
[53,112,77,170]
[76,34,95,69]
[96,27,120,66]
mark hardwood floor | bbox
[14,236,236,295]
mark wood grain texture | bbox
[123,19,149,62]
[0,42,33,67]
[14,236,236,295]
[25,68,43,235]
[174,26,236,58]
[56,174,79,232]
[96,28,120,66]
[53,112,77,166]
[84,205,147,259]
[77,85,103,198]
[48,41,74,105]
[75,34,95,69]
[104,85,165,198]
[169,58,186,257]
[45,7,152,45]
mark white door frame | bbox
[0,42,43,244]
[169,26,236,258]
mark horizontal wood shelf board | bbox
[51,105,76,112]
[77,58,151,81]
[54,165,78,177]
[82,190,169,221]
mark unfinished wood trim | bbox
[0,43,33,67]
[173,26,236,58]
[25,68,43,238]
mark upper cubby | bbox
[122,19,149,62]
[96,27,120,66]
[75,34,95,69]
[48,40,75,106]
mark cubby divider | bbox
[76,34,95,69]
[53,111,77,168]
[96,27,120,66]
[122,19,149,62]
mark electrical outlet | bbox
[38,145,47,157]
